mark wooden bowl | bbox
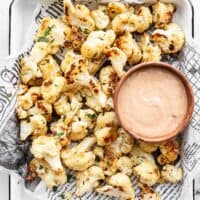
[114,62,194,142]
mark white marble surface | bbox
[0,0,199,200]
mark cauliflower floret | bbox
[158,138,180,164]
[95,127,117,146]
[54,95,71,116]
[139,192,160,200]
[105,47,127,77]
[114,31,142,65]
[38,55,61,80]
[61,137,96,171]
[135,6,152,33]
[138,141,159,153]
[151,23,185,54]
[94,146,104,161]
[54,93,82,117]
[161,164,183,183]
[81,30,116,59]
[61,50,88,91]
[91,8,110,29]
[117,156,133,176]
[64,0,95,33]
[96,173,135,200]
[20,57,42,85]
[152,2,176,28]
[36,17,70,52]
[99,66,119,95]
[98,148,118,176]
[70,109,96,141]
[30,158,67,188]
[140,33,162,62]
[76,166,105,196]
[96,111,118,129]
[18,84,28,95]
[107,2,127,19]
[31,136,63,172]
[106,128,134,157]
[87,59,102,75]
[130,146,155,167]
[133,161,160,186]
[20,114,47,141]
[28,100,52,122]
[111,12,139,34]
[41,76,66,103]
[17,86,41,116]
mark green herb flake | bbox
[52,186,58,192]
[56,132,65,138]
[6,93,12,98]
[37,24,56,43]
[39,165,44,170]
[86,113,96,120]
[63,115,66,121]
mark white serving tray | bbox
[0,0,196,200]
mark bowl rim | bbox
[114,61,194,142]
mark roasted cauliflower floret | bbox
[41,76,66,103]
[81,30,116,59]
[30,158,67,188]
[38,56,61,80]
[17,86,41,112]
[76,166,105,196]
[111,12,138,34]
[87,59,102,75]
[96,173,135,200]
[105,47,127,77]
[61,137,96,171]
[151,23,185,54]
[95,127,117,146]
[94,146,104,161]
[36,17,70,50]
[106,128,134,157]
[20,114,47,141]
[158,138,180,164]
[64,0,95,33]
[107,2,127,19]
[91,8,110,29]
[135,6,152,33]
[152,2,176,28]
[96,111,118,129]
[117,156,133,176]
[99,66,119,95]
[28,100,52,122]
[70,109,96,141]
[31,136,63,172]
[114,31,142,65]
[61,50,88,91]
[130,146,155,167]
[161,164,183,183]
[133,161,160,186]
[138,141,159,153]
[20,57,42,85]
[140,33,162,62]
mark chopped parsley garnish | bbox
[86,113,96,119]
[39,165,44,170]
[79,27,89,35]
[63,115,66,121]
[56,132,65,138]
[6,93,12,98]
[37,25,56,43]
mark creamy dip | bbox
[117,67,188,139]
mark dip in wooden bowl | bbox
[114,62,194,142]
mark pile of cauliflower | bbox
[17,1,185,199]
